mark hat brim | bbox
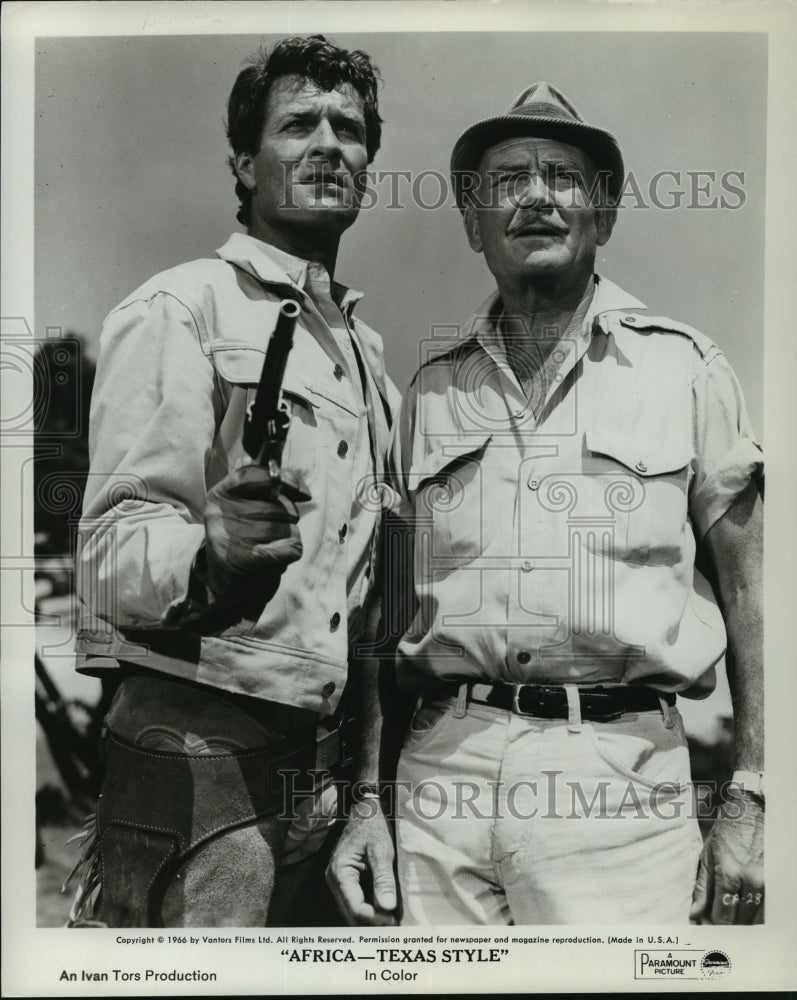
[450,114,624,211]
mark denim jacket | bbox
[76,234,397,714]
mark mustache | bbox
[297,167,348,187]
[507,213,569,236]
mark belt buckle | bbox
[512,683,539,717]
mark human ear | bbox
[234,152,257,192]
[596,204,617,246]
[464,201,483,254]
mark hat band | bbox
[515,102,582,121]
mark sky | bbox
[35,29,766,431]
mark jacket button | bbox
[517,651,531,665]
[337,440,349,458]
[623,314,637,324]
[527,476,539,490]
[339,523,348,541]
[635,460,648,473]
[322,681,336,697]
[333,363,344,381]
[330,612,341,630]
[521,559,534,572]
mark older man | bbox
[69,35,398,927]
[377,83,763,925]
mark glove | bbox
[200,464,304,608]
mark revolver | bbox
[242,298,304,498]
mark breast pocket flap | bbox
[211,346,265,386]
[586,430,693,477]
[409,435,492,493]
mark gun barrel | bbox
[242,299,301,461]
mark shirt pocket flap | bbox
[212,346,317,408]
[304,382,360,417]
[212,345,265,386]
[409,435,492,493]
[586,429,693,477]
[282,373,318,409]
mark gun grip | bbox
[278,472,312,506]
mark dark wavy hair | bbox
[226,34,383,225]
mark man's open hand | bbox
[202,464,303,603]
[690,793,764,924]
[326,800,398,925]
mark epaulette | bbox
[614,312,719,361]
[409,335,481,387]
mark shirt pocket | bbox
[582,429,694,566]
[410,435,492,570]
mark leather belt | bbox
[467,682,675,722]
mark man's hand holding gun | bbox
[199,299,306,612]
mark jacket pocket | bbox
[210,345,320,496]
[582,430,693,565]
[410,436,492,568]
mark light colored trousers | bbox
[396,689,703,924]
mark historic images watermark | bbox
[279,773,763,825]
[276,165,747,212]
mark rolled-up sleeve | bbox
[689,350,763,540]
[77,292,215,628]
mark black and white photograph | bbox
[2,0,796,994]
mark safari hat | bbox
[450,81,624,209]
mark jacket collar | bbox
[216,232,363,320]
[216,233,392,415]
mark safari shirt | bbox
[389,275,762,697]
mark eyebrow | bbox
[485,160,532,173]
[485,156,585,170]
[275,108,365,129]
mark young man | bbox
[70,35,397,927]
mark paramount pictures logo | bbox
[634,949,731,980]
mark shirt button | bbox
[322,681,336,697]
[512,408,525,420]
[521,559,534,572]
[623,314,637,324]
[635,460,648,473]
[333,363,344,381]
[527,476,539,490]
[517,651,531,665]
[330,612,341,630]
[339,523,348,541]
[337,440,349,458]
